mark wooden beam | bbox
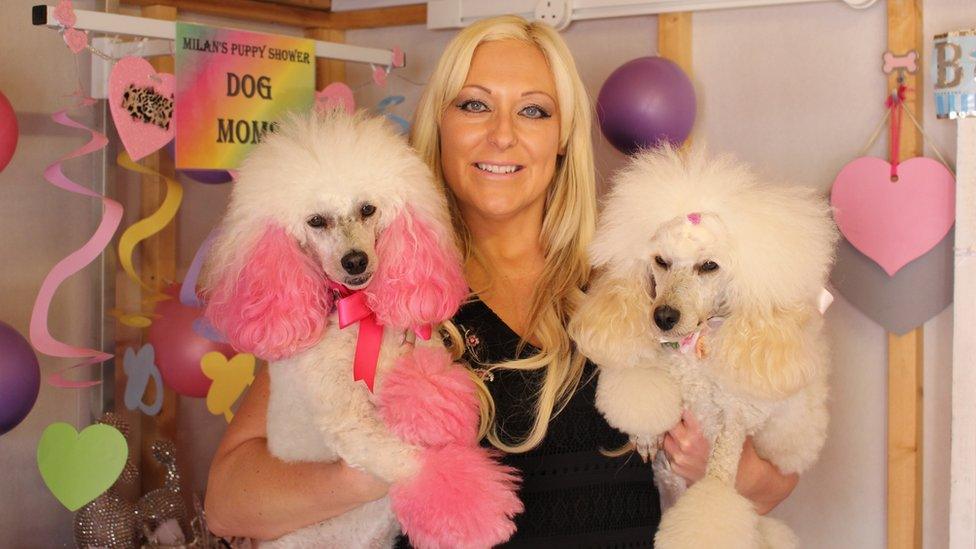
[120,0,425,29]
[658,12,693,145]
[886,1,923,547]
[306,28,346,89]
[658,12,692,75]
[261,0,331,10]
[888,329,924,549]
[324,3,425,30]
[138,3,180,498]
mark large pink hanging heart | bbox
[831,156,955,276]
[108,56,175,161]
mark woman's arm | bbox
[663,412,798,515]
[204,366,390,540]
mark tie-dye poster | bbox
[175,22,315,169]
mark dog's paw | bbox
[632,434,663,463]
[391,445,522,549]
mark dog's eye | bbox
[698,261,720,273]
[307,215,329,229]
[360,203,376,218]
[654,256,671,270]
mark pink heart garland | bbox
[108,57,175,161]
[315,82,356,115]
[831,156,955,276]
[392,46,405,68]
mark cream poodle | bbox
[203,111,521,548]
[570,145,838,549]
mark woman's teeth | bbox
[476,163,520,174]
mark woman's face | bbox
[439,39,562,225]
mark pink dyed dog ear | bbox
[367,208,467,329]
[204,224,333,361]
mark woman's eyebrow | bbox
[461,85,556,103]
[522,90,556,103]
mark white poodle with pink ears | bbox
[569,145,838,549]
[202,110,522,548]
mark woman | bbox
[204,15,798,545]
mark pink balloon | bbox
[0,91,18,173]
[148,286,234,397]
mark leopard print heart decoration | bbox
[109,56,176,161]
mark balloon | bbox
[163,141,232,184]
[148,286,234,397]
[0,90,18,173]
[0,321,40,435]
[596,56,697,154]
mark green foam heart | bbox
[36,422,128,511]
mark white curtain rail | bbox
[31,4,402,67]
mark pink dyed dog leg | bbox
[378,346,480,447]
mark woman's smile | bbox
[472,162,525,177]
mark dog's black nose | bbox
[341,250,369,275]
[654,306,680,331]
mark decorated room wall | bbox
[0,0,974,546]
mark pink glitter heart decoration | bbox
[831,156,955,276]
[315,82,355,115]
[63,28,88,54]
[108,57,175,161]
[54,0,77,27]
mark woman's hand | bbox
[662,410,710,484]
[734,438,799,515]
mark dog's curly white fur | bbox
[570,145,838,549]
[202,111,520,548]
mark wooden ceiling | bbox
[120,0,426,29]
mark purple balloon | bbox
[164,141,233,184]
[0,321,40,435]
[597,56,697,155]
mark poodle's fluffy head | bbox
[202,110,467,361]
[572,145,837,395]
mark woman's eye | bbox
[458,99,489,113]
[698,261,720,273]
[520,105,551,119]
[360,203,376,218]
[654,256,670,270]
[307,215,328,228]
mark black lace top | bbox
[398,297,661,548]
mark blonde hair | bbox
[411,15,596,453]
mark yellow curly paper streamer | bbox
[201,352,256,423]
[115,151,184,327]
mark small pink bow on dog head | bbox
[687,212,702,225]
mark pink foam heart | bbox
[108,57,175,161]
[831,156,955,276]
[315,82,355,115]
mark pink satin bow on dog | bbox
[336,291,432,392]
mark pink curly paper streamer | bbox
[29,95,123,388]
